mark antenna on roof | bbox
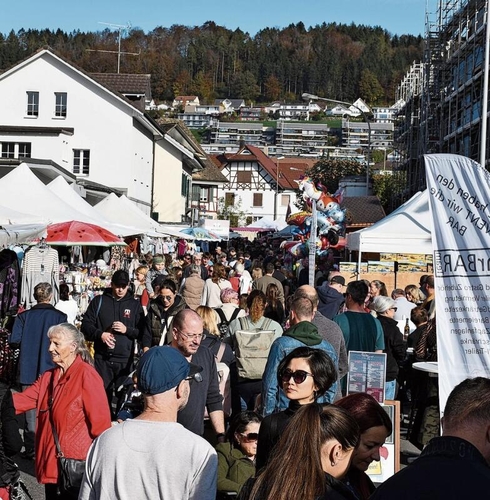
[86,21,139,73]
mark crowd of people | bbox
[1,242,489,500]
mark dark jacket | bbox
[81,288,145,361]
[177,344,223,435]
[317,285,345,320]
[238,470,357,500]
[217,441,256,494]
[376,315,407,381]
[0,383,22,487]
[10,303,67,385]
[142,295,187,348]
[371,436,490,500]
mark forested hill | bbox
[0,22,423,105]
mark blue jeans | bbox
[385,380,397,400]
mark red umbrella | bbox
[46,221,126,246]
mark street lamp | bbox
[302,92,371,196]
[274,156,285,220]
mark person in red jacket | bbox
[13,323,111,500]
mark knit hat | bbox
[153,256,164,265]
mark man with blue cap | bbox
[79,346,218,500]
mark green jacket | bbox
[216,442,256,494]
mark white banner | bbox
[425,154,490,412]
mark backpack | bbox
[234,317,276,380]
[215,308,240,338]
[204,342,231,418]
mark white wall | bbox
[0,52,153,209]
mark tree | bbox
[358,69,384,105]
[216,196,247,227]
[264,74,282,101]
[230,71,260,102]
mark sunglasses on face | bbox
[280,368,314,385]
[185,372,203,383]
[240,432,259,441]
[390,307,398,312]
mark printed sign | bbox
[347,351,387,403]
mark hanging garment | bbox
[0,249,21,318]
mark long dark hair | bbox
[249,404,359,500]
[277,346,337,399]
[265,283,280,311]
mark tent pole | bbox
[357,248,362,282]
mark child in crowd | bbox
[145,254,168,298]
[134,266,150,312]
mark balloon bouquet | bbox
[281,176,347,258]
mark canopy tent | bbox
[347,190,433,255]
[0,204,47,226]
[245,217,285,231]
[47,177,141,237]
[0,164,94,224]
[0,223,47,247]
[94,193,195,240]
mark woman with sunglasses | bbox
[143,277,188,350]
[335,393,392,500]
[255,346,337,471]
[217,411,262,498]
[369,296,406,400]
[239,404,360,500]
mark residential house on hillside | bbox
[172,95,200,108]
[0,49,209,223]
[214,98,246,113]
[212,145,313,222]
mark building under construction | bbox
[395,0,488,200]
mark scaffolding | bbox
[394,0,488,204]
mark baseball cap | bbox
[330,276,346,286]
[137,346,202,395]
[111,270,130,287]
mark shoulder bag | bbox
[48,374,86,498]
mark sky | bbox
[1,0,428,37]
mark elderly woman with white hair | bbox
[13,323,111,499]
[370,296,407,400]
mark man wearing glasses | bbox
[182,252,209,281]
[171,309,226,440]
[79,346,218,500]
[82,270,146,417]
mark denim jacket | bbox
[261,331,338,416]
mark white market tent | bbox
[94,193,195,240]
[47,177,141,237]
[0,164,96,224]
[0,223,48,247]
[347,190,433,257]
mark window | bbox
[1,143,15,158]
[225,193,235,206]
[18,143,31,158]
[199,187,209,202]
[237,171,252,183]
[181,173,190,196]
[26,91,39,116]
[1,142,31,158]
[281,194,290,206]
[55,92,67,117]
[253,193,263,207]
[73,149,90,175]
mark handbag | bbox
[48,375,85,498]
[9,479,33,500]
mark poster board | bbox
[346,351,387,403]
[367,400,401,482]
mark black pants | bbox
[95,357,132,416]
[45,483,78,500]
[237,379,262,411]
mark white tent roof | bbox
[247,217,283,231]
[0,164,99,225]
[347,190,433,255]
[94,194,195,240]
[0,204,47,226]
[47,177,141,237]
[0,223,47,247]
